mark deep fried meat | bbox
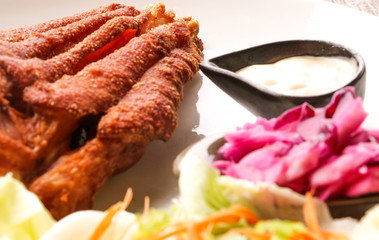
[0,3,127,42]
[98,44,202,142]
[0,96,78,181]
[24,20,194,117]
[0,3,203,220]
[29,138,147,219]
[0,6,139,58]
[29,34,202,219]
[0,8,158,91]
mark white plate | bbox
[1,0,379,213]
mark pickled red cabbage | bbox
[213,87,379,200]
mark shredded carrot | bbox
[288,232,320,240]
[187,221,202,240]
[194,205,259,232]
[87,189,350,240]
[121,188,133,210]
[303,191,323,234]
[142,196,150,219]
[189,218,220,240]
[137,222,188,240]
[136,205,260,240]
[221,228,272,240]
[89,188,133,240]
[288,191,350,240]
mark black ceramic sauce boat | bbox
[200,40,366,119]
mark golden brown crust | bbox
[0,3,174,105]
[0,6,139,58]
[24,21,193,118]
[0,3,129,42]
[98,45,202,142]
[0,12,152,90]
[28,43,202,219]
[29,138,147,219]
[0,3,203,219]
[0,96,78,180]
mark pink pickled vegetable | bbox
[280,141,320,183]
[219,124,302,162]
[274,103,315,131]
[345,166,379,197]
[213,87,379,200]
[224,141,290,182]
[310,142,379,187]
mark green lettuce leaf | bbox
[0,173,56,240]
[133,208,172,238]
[177,152,231,220]
[177,151,332,223]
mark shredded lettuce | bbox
[202,218,306,240]
[132,151,350,239]
[254,220,306,240]
[210,218,251,236]
[133,208,172,238]
[177,157,332,223]
[0,173,56,240]
[178,152,231,220]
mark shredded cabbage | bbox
[177,157,332,223]
[254,219,306,240]
[133,209,172,238]
[214,87,379,200]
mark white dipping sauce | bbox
[236,56,358,96]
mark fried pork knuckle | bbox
[0,3,203,219]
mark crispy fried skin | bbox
[0,4,139,99]
[28,20,203,219]
[0,98,34,170]
[0,6,139,58]
[0,3,174,105]
[0,3,203,219]
[0,3,127,42]
[0,4,178,181]
[98,44,202,142]
[24,20,194,117]
[0,10,157,90]
[0,96,78,181]
[29,138,147,219]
